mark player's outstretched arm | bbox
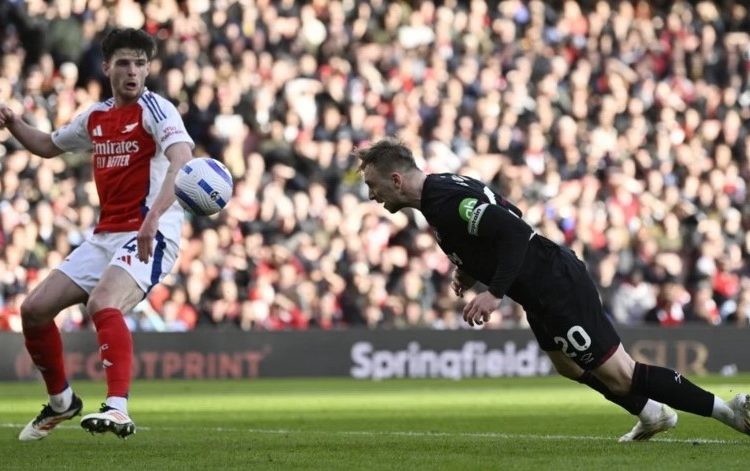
[135,141,193,263]
[149,141,193,217]
[0,105,63,158]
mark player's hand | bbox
[451,268,476,297]
[136,213,159,263]
[462,291,500,327]
[0,105,16,129]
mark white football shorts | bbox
[57,230,179,294]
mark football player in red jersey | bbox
[0,28,195,440]
[358,138,750,442]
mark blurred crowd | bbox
[2,0,750,333]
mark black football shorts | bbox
[524,243,621,370]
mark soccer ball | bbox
[174,157,233,216]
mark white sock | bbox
[105,396,128,414]
[49,387,73,413]
[711,396,734,427]
[638,399,663,422]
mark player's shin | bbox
[630,362,713,416]
[92,308,133,412]
[23,321,70,406]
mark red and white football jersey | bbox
[51,89,194,242]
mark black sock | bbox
[630,362,714,417]
[577,371,648,415]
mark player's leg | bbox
[530,309,658,418]
[540,299,676,442]
[80,231,179,438]
[18,270,88,441]
[531,246,676,441]
[79,264,144,438]
[593,345,750,437]
[547,350,650,414]
[545,245,749,437]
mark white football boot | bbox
[618,404,678,442]
[729,393,750,435]
[19,394,84,441]
[81,404,136,439]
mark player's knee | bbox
[87,276,143,316]
[547,351,585,380]
[86,297,108,317]
[20,296,54,327]
[87,281,117,314]
[87,293,126,317]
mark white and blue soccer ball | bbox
[174,157,233,216]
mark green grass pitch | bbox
[2,376,750,470]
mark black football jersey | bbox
[420,173,538,302]
[421,175,620,368]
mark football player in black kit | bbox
[357,137,750,442]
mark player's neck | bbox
[115,98,138,108]
[112,87,147,108]
[404,171,427,210]
[112,95,140,108]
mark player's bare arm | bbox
[0,105,63,158]
[135,141,193,263]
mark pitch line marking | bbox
[0,423,741,444]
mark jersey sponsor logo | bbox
[93,140,140,168]
[121,122,138,133]
[468,203,488,236]
[458,198,478,222]
[92,139,140,156]
[160,125,185,143]
[96,154,131,169]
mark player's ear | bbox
[102,60,110,77]
[391,172,402,188]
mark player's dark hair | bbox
[101,28,156,61]
[356,137,419,174]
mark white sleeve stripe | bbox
[146,93,168,121]
[468,203,488,235]
[483,186,497,204]
[140,94,166,122]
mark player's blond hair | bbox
[355,138,419,174]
